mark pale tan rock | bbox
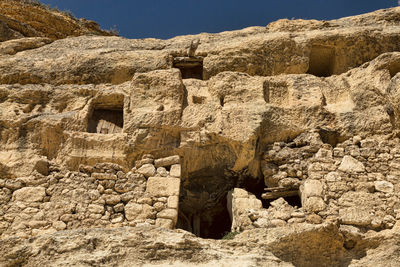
[338,156,365,173]
[306,214,323,224]
[156,167,168,177]
[13,187,46,202]
[91,173,117,180]
[167,196,179,209]
[154,156,181,168]
[146,177,180,197]
[52,221,67,230]
[103,195,121,205]
[87,204,104,214]
[155,218,174,229]
[137,164,156,178]
[301,180,324,198]
[124,202,154,221]
[374,181,394,193]
[169,164,181,177]
[233,188,249,198]
[303,197,326,213]
[157,209,178,224]
[339,207,372,226]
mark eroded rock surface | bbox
[1,6,400,267]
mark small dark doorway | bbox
[173,57,203,79]
[307,45,336,77]
[87,108,123,134]
[176,168,235,239]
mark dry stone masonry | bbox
[2,4,400,266]
[0,154,181,238]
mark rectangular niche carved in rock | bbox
[307,45,336,77]
[87,108,123,134]
[173,57,203,79]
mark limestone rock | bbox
[0,0,112,41]
[124,202,154,221]
[12,187,46,202]
[338,156,365,173]
[169,164,181,177]
[374,181,394,193]
[339,207,372,226]
[146,177,180,197]
[137,164,156,178]
[154,156,181,168]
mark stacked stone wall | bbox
[232,132,400,231]
[0,155,181,238]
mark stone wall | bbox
[231,132,400,232]
[0,154,181,238]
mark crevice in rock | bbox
[307,45,336,77]
[387,60,400,78]
[317,127,346,147]
[219,95,225,107]
[173,57,204,80]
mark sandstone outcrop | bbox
[2,5,400,267]
[0,0,113,41]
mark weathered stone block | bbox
[135,158,154,169]
[167,196,179,209]
[13,187,46,202]
[91,173,117,180]
[234,197,262,211]
[103,194,121,205]
[88,204,104,214]
[339,207,372,226]
[53,221,67,230]
[157,208,178,224]
[137,163,156,178]
[233,188,249,198]
[156,167,168,177]
[374,181,394,193]
[125,202,155,221]
[169,164,181,177]
[154,155,180,168]
[301,179,323,198]
[146,177,180,197]
[303,197,326,212]
[338,156,365,173]
[155,218,174,229]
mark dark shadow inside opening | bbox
[177,168,235,239]
[307,45,335,77]
[87,108,123,134]
[173,57,203,79]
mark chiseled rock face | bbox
[2,6,400,267]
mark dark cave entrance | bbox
[173,57,204,79]
[177,168,235,239]
[307,45,336,77]
[87,108,123,134]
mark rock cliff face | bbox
[0,0,113,41]
[2,5,400,267]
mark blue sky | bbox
[40,0,398,39]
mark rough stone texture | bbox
[338,156,366,173]
[146,177,181,197]
[2,7,400,267]
[0,0,112,41]
[12,186,46,202]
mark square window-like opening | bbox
[307,45,335,77]
[87,108,123,134]
[174,57,203,79]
